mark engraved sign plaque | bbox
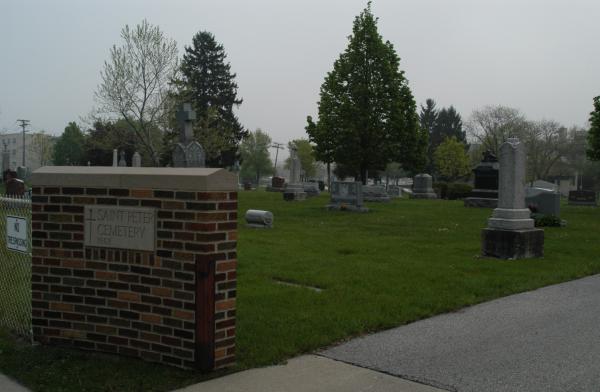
[84,206,156,251]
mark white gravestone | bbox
[132,152,142,168]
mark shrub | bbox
[433,182,448,199]
[531,213,563,227]
[446,183,473,200]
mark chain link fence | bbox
[0,194,32,338]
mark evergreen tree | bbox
[419,98,438,172]
[419,99,438,136]
[433,106,465,144]
[586,96,600,161]
[178,31,247,167]
[306,3,426,184]
[53,122,85,165]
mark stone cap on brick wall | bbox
[31,166,237,191]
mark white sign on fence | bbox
[6,215,28,253]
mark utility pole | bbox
[16,119,30,167]
[271,142,285,176]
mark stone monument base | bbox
[481,228,544,259]
[283,184,306,201]
[266,186,285,192]
[464,197,498,208]
[410,192,437,199]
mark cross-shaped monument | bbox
[172,103,205,168]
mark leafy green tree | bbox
[586,96,600,161]
[177,31,247,167]
[306,116,335,189]
[434,137,471,181]
[240,129,274,184]
[285,139,317,179]
[306,3,427,184]
[96,20,178,166]
[53,122,85,165]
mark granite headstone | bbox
[482,138,544,259]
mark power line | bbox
[271,142,285,174]
[16,119,30,167]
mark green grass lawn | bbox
[2,191,600,391]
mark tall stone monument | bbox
[283,146,306,201]
[112,149,118,167]
[172,103,206,168]
[482,138,544,259]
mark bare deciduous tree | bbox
[522,120,569,181]
[96,20,178,166]
[466,105,528,156]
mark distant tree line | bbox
[49,9,600,192]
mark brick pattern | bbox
[31,186,237,369]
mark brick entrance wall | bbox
[30,167,237,370]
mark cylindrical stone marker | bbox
[245,209,274,228]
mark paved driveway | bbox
[322,275,600,392]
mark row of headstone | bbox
[112,149,142,168]
[326,175,435,210]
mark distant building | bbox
[0,132,54,171]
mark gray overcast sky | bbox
[2,0,599,152]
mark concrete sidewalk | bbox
[174,355,444,392]
[0,374,30,392]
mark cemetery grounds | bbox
[1,190,600,391]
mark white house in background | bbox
[0,132,52,171]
